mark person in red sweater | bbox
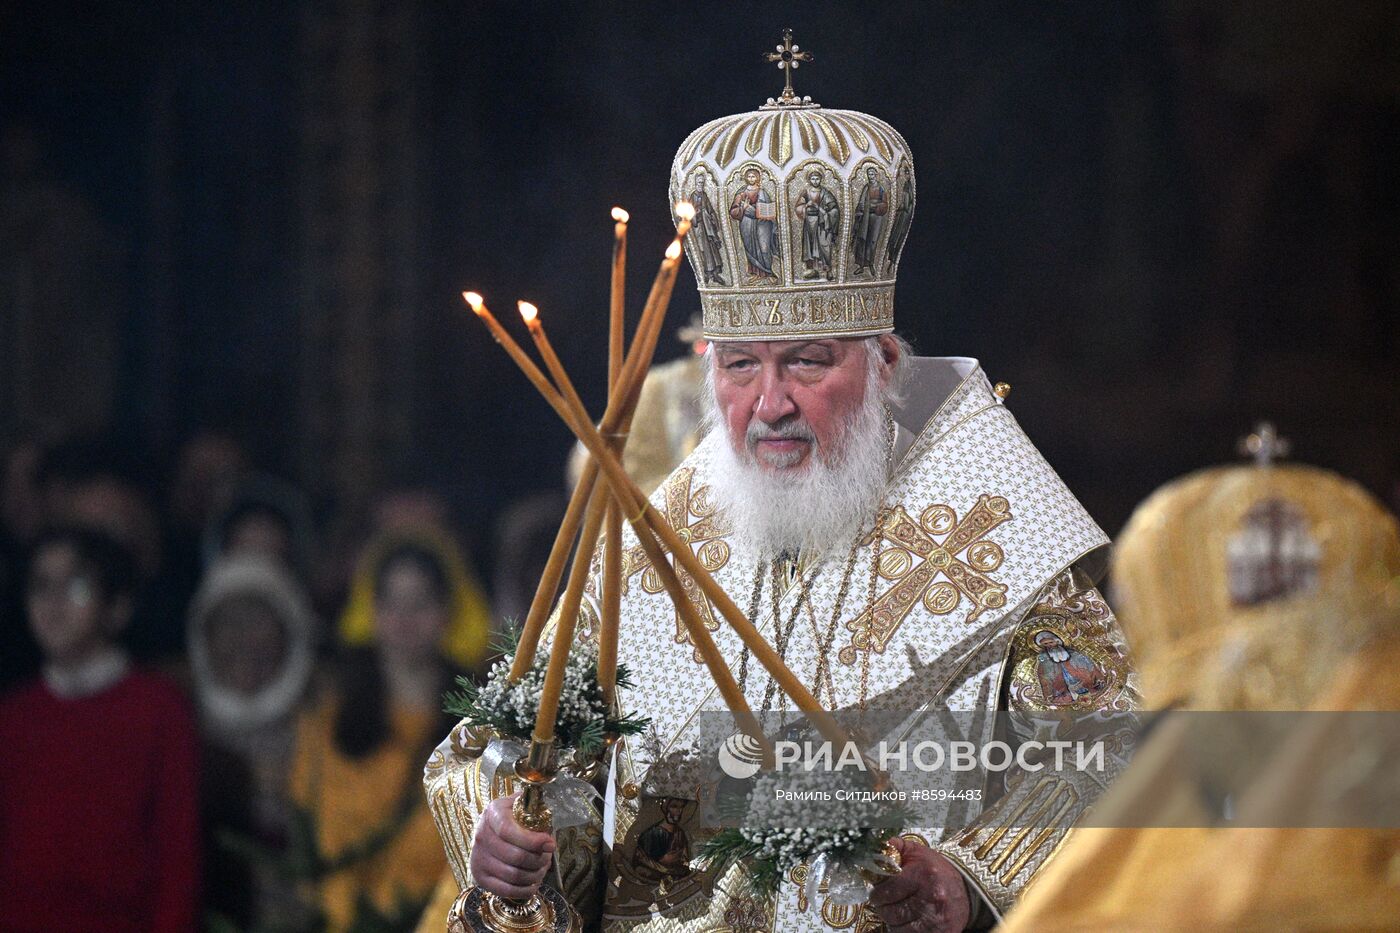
[0,527,201,933]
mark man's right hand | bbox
[469,793,557,899]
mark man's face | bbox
[27,542,119,666]
[711,339,874,473]
[866,168,877,182]
[171,433,247,530]
[744,170,759,186]
[807,171,822,187]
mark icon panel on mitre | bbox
[847,157,893,281]
[785,159,843,283]
[884,158,916,276]
[723,161,784,288]
[675,166,731,288]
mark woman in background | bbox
[188,554,318,931]
[289,530,490,933]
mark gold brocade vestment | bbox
[998,455,1400,933]
[424,357,1139,930]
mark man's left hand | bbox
[867,836,972,932]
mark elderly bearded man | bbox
[425,44,1137,933]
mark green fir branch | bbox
[696,822,900,901]
[746,857,784,900]
[441,675,493,724]
[441,636,649,753]
[696,829,780,898]
[488,618,524,656]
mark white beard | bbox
[706,366,890,560]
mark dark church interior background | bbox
[4,0,1399,684]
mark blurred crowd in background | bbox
[0,427,567,933]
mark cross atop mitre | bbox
[765,28,814,104]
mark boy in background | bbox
[0,527,200,933]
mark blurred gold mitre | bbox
[1112,454,1400,708]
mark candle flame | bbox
[611,207,630,224]
[463,291,485,313]
[665,240,682,261]
[674,200,696,222]
[518,300,539,324]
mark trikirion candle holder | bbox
[447,739,582,933]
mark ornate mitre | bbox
[669,29,915,341]
[1111,422,1400,707]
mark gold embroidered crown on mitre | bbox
[669,29,915,342]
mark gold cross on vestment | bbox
[765,28,813,103]
[838,495,1014,665]
[618,467,731,662]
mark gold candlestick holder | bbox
[448,739,583,933]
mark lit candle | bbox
[631,237,684,369]
[464,293,557,405]
[609,203,688,424]
[604,211,627,707]
[520,301,590,423]
[501,218,690,678]
[674,199,696,229]
[596,232,686,699]
[600,210,687,703]
[518,300,624,737]
[608,207,629,388]
[465,292,598,681]
[524,306,764,741]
